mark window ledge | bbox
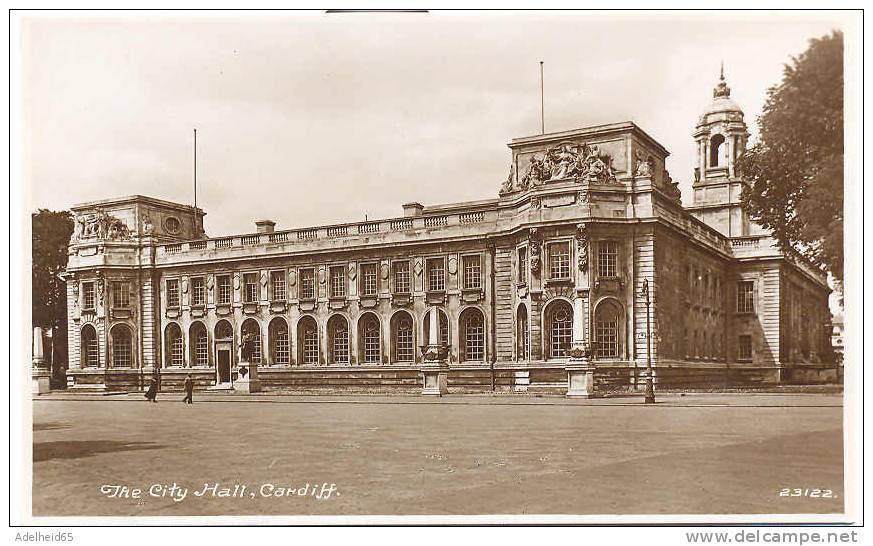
[426,290,447,304]
[545,277,572,285]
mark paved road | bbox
[31,394,844,518]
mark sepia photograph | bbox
[9,7,863,535]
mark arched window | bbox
[709,134,725,167]
[423,308,449,348]
[80,324,99,367]
[110,324,132,368]
[545,301,573,359]
[268,318,290,365]
[165,323,184,367]
[594,300,621,359]
[189,322,209,367]
[297,316,319,366]
[327,315,349,364]
[359,313,382,364]
[460,307,485,362]
[241,319,262,363]
[215,320,234,341]
[517,304,530,361]
[392,311,415,363]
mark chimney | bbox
[402,202,424,218]
[255,219,275,234]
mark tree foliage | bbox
[739,30,844,282]
[32,209,74,330]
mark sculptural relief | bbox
[509,142,617,193]
[576,223,590,272]
[529,228,541,275]
[75,209,131,241]
[634,152,655,178]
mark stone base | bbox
[234,377,262,393]
[566,364,596,398]
[421,364,448,396]
[235,361,261,393]
[208,382,234,391]
[32,371,51,395]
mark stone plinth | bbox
[32,369,51,395]
[421,362,448,396]
[566,363,596,398]
[234,361,261,393]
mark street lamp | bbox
[641,279,656,404]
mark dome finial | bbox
[713,62,731,98]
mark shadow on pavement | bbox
[33,422,72,432]
[33,440,163,462]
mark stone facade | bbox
[61,75,836,394]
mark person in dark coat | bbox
[182,374,194,405]
[144,377,158,403]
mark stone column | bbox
[566,293,595,398]
[32,326,51,394]
[421,306,448,396]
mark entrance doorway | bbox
[217,350,231,383]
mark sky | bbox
[20,12,846,236]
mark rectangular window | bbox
[171,336,184,367]
[299,268,315,300]
[330,266,346,298]
[303,327,319,364]
[332,326,349,364]
[112,281,130,308]
[195,333,209,366]
[549,242,571,279]
[217,275,232,305]
[393,261,410,294]
[736,281,755,313]
[113,338,131,368]
[597,241,618,278]
[191,277,205,306]
[83,282,95,310]
[274,330,290,365]
[463,255,482,290]
[738,334,753,361]
[596,318,618,358]
[428,258,446,291]
[270,271,286,301]
[518,247,528,284]
[85,336,99,367]
[243,273,259,303]
[361,263,378,297]
[167,279,180,309]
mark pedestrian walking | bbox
[144,377,158,403]
[182,374,194,405]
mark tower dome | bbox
[698,64,744,125]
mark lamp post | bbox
[641,279,656,404]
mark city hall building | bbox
[61,74,836,394]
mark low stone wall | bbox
[64,360,840,394]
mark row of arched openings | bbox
[79,323,133,368]
[80,299,625,368]
[516,299,624,361]
[160,308,486,367]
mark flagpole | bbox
[193,128,198,210]
[540,61,545,134]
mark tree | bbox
[32,209,74,332]
[739,31,844,283]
